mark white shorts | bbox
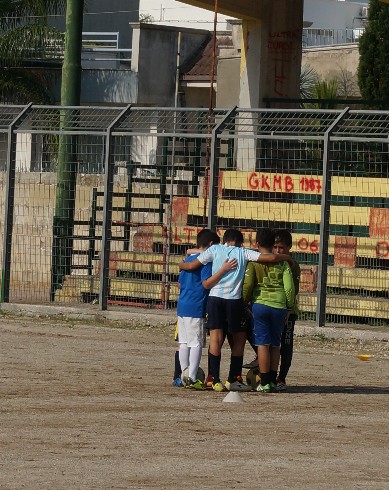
[177,316,206,348]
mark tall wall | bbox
[131,24,210,106]
[303,44,360,95]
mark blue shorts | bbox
[206,296,246,333]
[252,303,287,346]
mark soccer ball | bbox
[181,366,205,385]
[246,367,261,390]
[181,368,189,386]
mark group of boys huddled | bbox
[172,227,300,393]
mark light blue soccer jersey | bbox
[197,244,260,299]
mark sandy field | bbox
[0,311,388,490]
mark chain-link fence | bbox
[0,105,388,327]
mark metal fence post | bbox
[316,107,349,327]
[1,104,32,303]
[207,107,237,230]
[99,105,132,310]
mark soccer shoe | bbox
[225,380,251,392]
[186,378,206,390]
[256,383,271,393]
[212,381,226,392]
[269,382,277,392]
[205,374,214,389]
[242,356,259,369]
[172,377,184,387]
[275,380,287,392]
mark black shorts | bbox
[206,296,246,333]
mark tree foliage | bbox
[358,0,389,102]
[0,0,65,103]
[305,79,339,109]
[300,64,319,99]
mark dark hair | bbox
[197,229,220,248]
[223,228,244,246]
[274,229,293,247]
[256,228,275,248]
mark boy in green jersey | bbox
[273,229,301,391]
[242,228,295,393]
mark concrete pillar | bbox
[237,0,304,170]
[239,0,304,108]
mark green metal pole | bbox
[51,0,84,299]
[60,0,83,106]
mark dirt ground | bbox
[0,312,389,490]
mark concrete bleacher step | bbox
[299,293,389,319]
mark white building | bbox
[141,0,368,41]
[139,0,232,30]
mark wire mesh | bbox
[0,106,28,132]
[222,109,343,137]
[100,131,211,309]
[114,107,230,136]
[325,139,389,326]
[209,124,389,326]
[16,106,125,135]
[334,110,389,139]
[0,105,388,326]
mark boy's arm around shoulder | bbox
[179,257,202,271]
[283,262,296,309]
[291,259,301,296]
[202,258,238,290]
[179,245,214,271]
[257,253,293,265]
[242,262,256,304]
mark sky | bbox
[139,0,234,30]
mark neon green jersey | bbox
[242,260,295,310]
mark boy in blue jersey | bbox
[177,229,237,390]
[179,228,292,392]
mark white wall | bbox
[304,0,367,29]
[139,0,233,29]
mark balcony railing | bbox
[24,28,362,67]
[303,27,365,48]
[81,32,132,63]
[27,31,132,65]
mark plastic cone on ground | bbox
[223,391,244,403]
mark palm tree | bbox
[304,79,339,109]
[0,0,65,103]
[300,64,319,99]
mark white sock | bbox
[179,344,190,373]
[188,345,202,381]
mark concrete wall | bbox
[303,44,360,95]
[81,70,139,104]
[49,69,138,105]
[50,0,139,49]
[132,24,210,106]
[0,172,129,302]
[213,42,361,107]
[216,57,241,107]
[182,87,211,108]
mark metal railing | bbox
[81,32,132,63]
[303,27,365,48]
[0,105,389,328]
[29,31,132,64]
